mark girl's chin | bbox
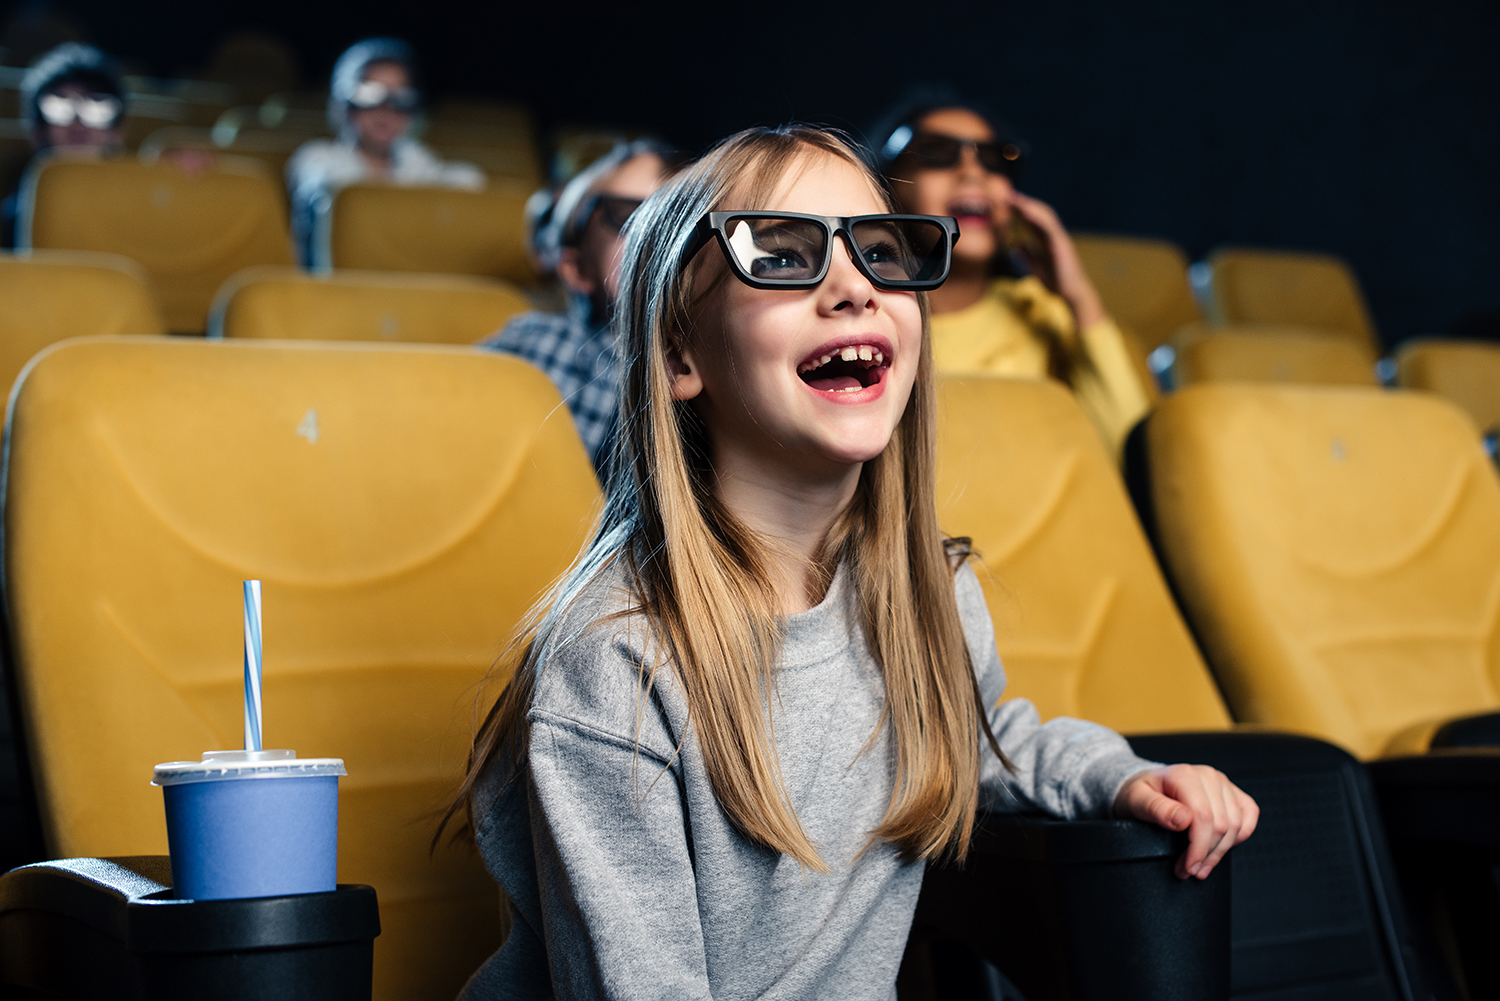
[811,436,895,468]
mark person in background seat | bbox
[871,91,1150,457]
[481,139,678,476]
[285,37,484,264]
[3,42,125,248]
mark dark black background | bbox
[7,0,1499,347]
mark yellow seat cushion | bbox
[1145,383,1500,758]
[1396,339,1500,435]
[325,183,535,286]
[0,250,165,401]
[1072,233,1201,353]
[21,155,293,334]
[935,375,1230,732]
[1172,323,1377,387]
[4,337,599,999]
[1206,247,1379,353]
[211,267,532,344]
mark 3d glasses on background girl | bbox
[444,125,1256,1000]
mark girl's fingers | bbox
[1006,190,1064,234]
[1176,767,1232,879]
[1235,785,1261,843]
[1126,766,1261,879]
[1131,780,1191,831]
[1193,781,1243,878]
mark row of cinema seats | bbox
[11,139,1499,431]
[0,334,1497,999]
[12,154,536,333]
[1073,232,1500,443]
[8,213,1500,451]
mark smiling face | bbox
[672,151,924,484]
[892,107,1012,266]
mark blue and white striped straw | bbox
[243,580,263,752]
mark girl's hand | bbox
[1006,191,1106,330]
[1115,765,1259,880]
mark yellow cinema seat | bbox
[0,250,165,398]
[19,155,294,334]
[321,183,534,286]
[1142,383,1500,758]
[1206,247,1379,353]
[210,267,532,344]
[3,338,600,1000]
[1396,339,1500,436]
[1171,323,1377,388]
[1072,233,1201,353]
[935,375,1231,731]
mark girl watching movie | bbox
[448,125,1257,999]
[874,95,1151,457]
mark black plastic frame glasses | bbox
[893,130,1028,180]
[683,211,959,292]
[572,194,643,239]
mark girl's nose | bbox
[820,236,877,314]
[956,143,987,181]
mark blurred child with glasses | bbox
[872,90,1151,457]
[481,138,679,476]
[3,43,125,248]
[285,38,484,264]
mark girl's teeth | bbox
[798,345,889,375]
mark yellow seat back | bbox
[4,337,600,999]
[0,251,165,398]
[1396,339,1500,434]
[20,155,293,334]
[1206,247,1378,352]
[935,376,1230,731]
[324,183,534,286]
[1072,233,1201,352]
[211,267,532,344]
[1172,323,1377,387]
[1145,383,1500,758]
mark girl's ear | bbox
[556,247,597,297]
[666,338,703,401]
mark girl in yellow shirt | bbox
[874,100,1150,456]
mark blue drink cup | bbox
[153,749,346,901]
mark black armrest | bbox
[916,814,1229,1001]
[0,856,379,1001]
[1368,750,1500,997]
[1124,731,1446,1001]
[1430,712,1500,750]
[1368,748,1500,849]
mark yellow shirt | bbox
[929,276,1152,457]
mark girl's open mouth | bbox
[796,343,889,393]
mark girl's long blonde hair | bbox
[445,125,1001,869]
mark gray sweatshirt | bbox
[462,561,1157,1000]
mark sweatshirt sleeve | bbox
[525,707,715,1000]
[1068,316,1153,460]
[954,563,1159,819]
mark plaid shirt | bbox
[481,309,618,473]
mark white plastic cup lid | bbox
[152,749,346,787]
